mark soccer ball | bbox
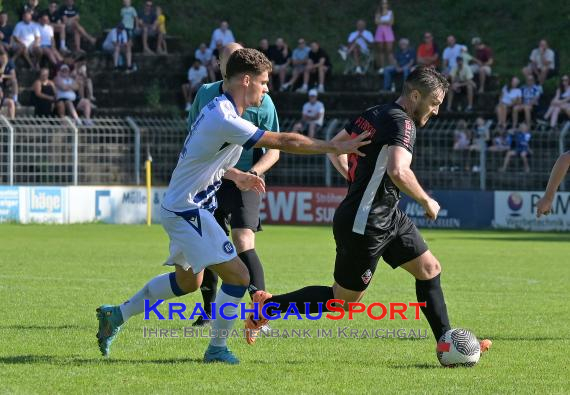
[436,328,480,367]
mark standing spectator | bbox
[267,37,290,90]
[155,6,167,54]
[46,1,68,52]
[209,20,235,50]
[373,0,394,73]
[446,56,476,112]
[103,23,133,71]
[523,39,556,86]
[59,0,97,52]
[0,12,13,52]
[19,0,41,21]
[136,0,159,54]
[32,67,56,116]
[496,76,522,130]
[339,19,374,75]
[182,59,207,111]
[120,0,138,39]
[416,31,439,68]
[500,123,531,173]
[297,41,331,94]
[194,42,214,81]
[0,50,17,119]
[469,37,493,93]
[301,88,325,138]
[513,75,542,128]
[382,37,414,91]
[37,13,63,66]
[281,38,310,91]
[12,10,41,70]
[54,64,92,124]
[442,35,466,76]
[541,75,570,129]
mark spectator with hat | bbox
[301,88,325,138]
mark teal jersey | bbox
[187,81,280,171]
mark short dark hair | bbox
[402,65,449,97]
[225,48,272,80]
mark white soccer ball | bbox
[436,328,480,367]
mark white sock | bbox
[209,283,247,347]
[120,272,182,321]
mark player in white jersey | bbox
[96,48,370,364]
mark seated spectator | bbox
[120,0,138,40]
[103,23,133,72]
[37,13,63,66]
[209,20,235,50]
[267,38,290,90]
[469,37,493,93]
[291,121,304,133]
[513,75,542,128]
[488,131,510,152]
[416,31,439,68]
[257,38,270,58]
[382,37,414,91]
[182,59,207,111]
[136,0,159,54]
[296,41,331,94]
[210,40,223,80]
[73,55,96,102]
[281,38,309,91]
[32,67,56,116]
[301,89,325,138]
[155,6,167,54]
[469,117,491,151]
[0,50,16,119]
[453,119,471,150]
[339,19,374,75]
[46,1,68,52]
[442,35,466,77]
[59,0,96,52]
[0,11,13,52]
[19,0,41,21]
[496,76,522,130]
[522,39,556,86]
[54,64,92,124]
[500,123,531,172]
[194,42,214,81]
[12,10,41,70]
[447,56,476,112]
[541,75,570,129]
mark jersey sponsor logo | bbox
[223,241,235,255]
[403,119,413,147]
[353,116,377,138]
[347,132,360,182]
[361,269,372,285]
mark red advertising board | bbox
[260,187,347,225]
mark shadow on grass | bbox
[482,336,570,341]
[0,355,203,365]
[389,363,440,369]
[452,235,570,243]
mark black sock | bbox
[200,268,218,317]
[238,249,265,292]
[267,286,334,314]
[415,274,451,341]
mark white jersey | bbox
[162,93,264,213]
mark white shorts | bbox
[161,206,237,274]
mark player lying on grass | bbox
[244,66,492,357]
[96,48,370,365]
[536,151,570,217]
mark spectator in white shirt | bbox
[182,59,207,111]
[194,42,215,81]
[496,76,522,130]
[339,19,374,75]
[12,10,41,69]
[37,13,62,66]
[302,89,325,138]
[103,23,133,71]
[209,20,235,50]
[522,39,556,85]
[442,35,466,76]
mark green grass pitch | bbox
[0,224,569,394]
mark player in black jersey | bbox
[245,66,492,354]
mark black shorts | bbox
[333,208,428,292]
[214,178,262,235]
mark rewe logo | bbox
[30,189,62,213]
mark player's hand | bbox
[235,172,265,194]
[333,132,371,156]
[422,198,440,221]
[536,196,552,218]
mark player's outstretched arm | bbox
[223,168,265,194]
[254,131,370,156]
[326,129,351,180]
[536,151,570,218]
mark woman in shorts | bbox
[374,0,395,73]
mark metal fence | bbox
[0,115,568,191]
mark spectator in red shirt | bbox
[469,37,493,93]
[416,32,439,68]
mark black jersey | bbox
[334,102,416,234]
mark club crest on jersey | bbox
[223,241,235,255]
[361,269,372,284]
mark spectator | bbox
[209,20,235,50]
[453,119,471,150]
[194,42,214,81]
[488,130,510,152]
[182,59,207,111]
[267,37,290,89]
[382,37,414,91]
[338,19,374,75]
[281,38,310,91]
[32,67,56,116]
[416,31,439,68]
[54,64,92,124]
[296,41,331,94]
[523,39,556,86]
[513,75,542,128]
[155,6,167,54]
[73,55,96,102]
[210,40,223,80]
[469,117,491,152]
[37,13,63,66]
[59,0,97,52]
[373,0,395,73]
[46,1,68,52]
[541,75,570,129]
[469,37,493,93]
[12,10,41,70]
[257,38,270,58]
[120,0,138,39]
[136,0,159,54]
[102,23,133,71]
[442,35,466,76]
[496,76,522,130]
[301,88,325,138]
[0,12,13,52]
[19,0,41,21]
[0,50,17,119]
[500,123,531,172]
[447,56,476,112]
